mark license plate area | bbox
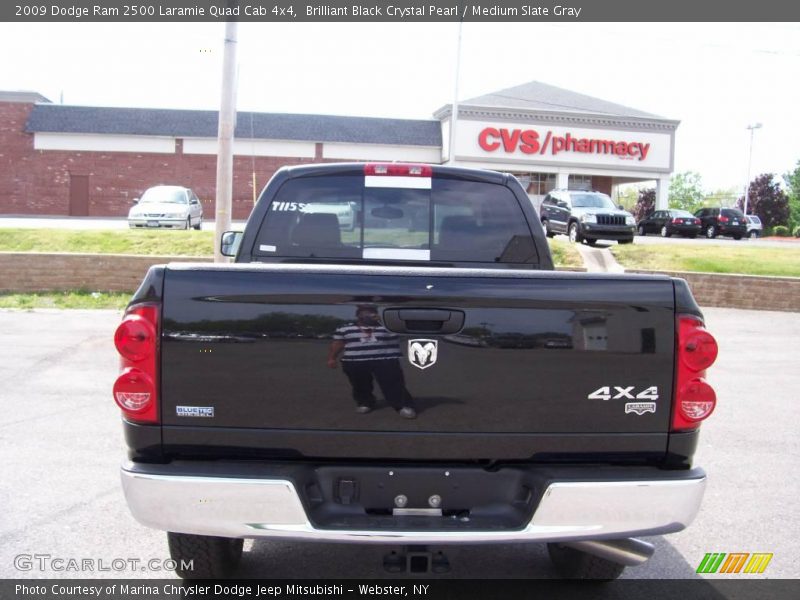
[147,220,160,227]
[303,466,539,531]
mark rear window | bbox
[721,209,745,218]
[253,174,538,265]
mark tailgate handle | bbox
[383,309,465,334]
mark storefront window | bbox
[568,175,593,191]
[511,172,555,195]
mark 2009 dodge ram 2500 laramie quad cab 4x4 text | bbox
[114,163,719,579]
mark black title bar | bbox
[4,579,800,600]
[3,0,800,22]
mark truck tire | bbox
[568,222,582,244]
[547,543,626,581]
[542,219,555,238]
[193,219,202,231]
[167,532,243,579]
[706,225,717,239]
[637,225,646,236]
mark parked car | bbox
[745,215,763,238]
[540,190,636,245]
[114,163,718,580]
[693,207,746,240]
[128,185,203,230]
[637,209,701,238]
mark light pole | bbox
[743,123,762,215]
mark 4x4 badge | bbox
[409,339,438,370]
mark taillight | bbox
[673,315,718,431]
[671,218,681,224]
[718,216,729,223]
[113,303,159,424]
[364,163,432,177]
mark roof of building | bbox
[461,81,665,120]
[0,91,51,103]
[25,104,442,146]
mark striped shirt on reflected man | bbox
[333,324,402,362]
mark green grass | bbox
[0,291,131,310]
[0,228,214,256]
[611,244,800,277]
[549,239,584,268]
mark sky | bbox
[2,21,799,193]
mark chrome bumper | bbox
[121,464,706,543]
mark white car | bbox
[745,215,763,238]
[128,186,203,230]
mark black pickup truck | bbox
[114,163,719,579]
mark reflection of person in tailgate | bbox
[327,306,417,419]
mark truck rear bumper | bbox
[121,462,706,544]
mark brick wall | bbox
[0,252,211,293]
[632,270,800,312]
[1,252,797,312]
[591,175,613,196]
[0,102,335,220]
[0,102,37,214]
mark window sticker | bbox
[362,248,430,261]
[364,176,432,190]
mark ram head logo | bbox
[408,339,438,370]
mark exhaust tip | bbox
[561,538,655,567]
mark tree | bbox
[615,185,640,212]
[668,171,704,212]
[736,173,789,228]
[631,188,656,222]
[783,161,800,231]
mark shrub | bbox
[773,225,790,237]
[793,226,800,238]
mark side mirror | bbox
[618,204,624,211]
[220,231,243,257]
[133,198,139,204]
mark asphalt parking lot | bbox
[0,307,798,581]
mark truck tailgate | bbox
[159,264,676,460]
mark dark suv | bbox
[693,207,747,240]
[540,190,636,245]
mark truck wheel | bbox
[547,543,625,581]
[167,532,243,579]
[637,225,646,236]
[193,219,202,231]
[542,219,555,238]
[568,222,582,244]
[706,225,717,239]
[748,230,759,239]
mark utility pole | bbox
[447,20,463,165]
[743,122,762,215]
[214,20,238,263]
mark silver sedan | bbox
[128,185,203,230]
